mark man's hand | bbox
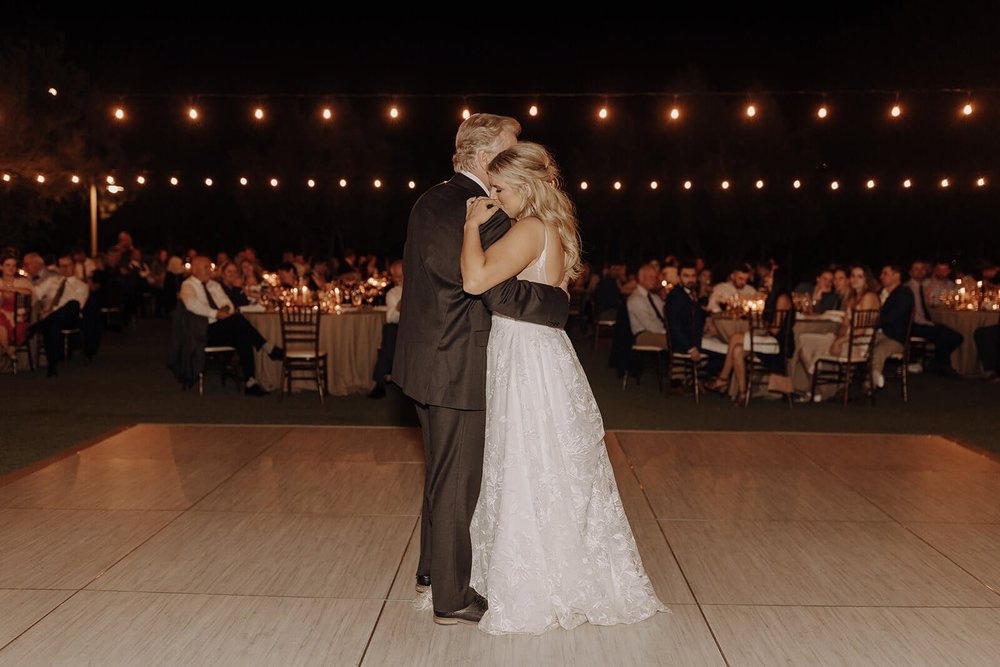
[688,347,703,362]
[216,306,233,320]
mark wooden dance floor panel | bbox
[1,425,999,665]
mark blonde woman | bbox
[461,142,665,635]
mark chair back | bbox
[279,304,321,356]
[746,308,791,358]
[847,308,881,363]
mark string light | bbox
[745,104,757,118]
[170,177,179,186]
[755,179,765,189]
[71,175,80,184]
[1,174,9,182]
[903,178,912,188]
[529,104,538,117]
[48,87,57,96]
[36,175,45,183]
[580,181,588,190]
[977,177,987,187]
[408,180,416,189]
[205,178,213,187]
[307,179,316,188]
[107,185,123,194]
[269,178,279,187]
[792,179,802,189]
[240,177,248,186]
[598,107,608,120]
[322,107,333,120]
[721,180,730,190]
[339,178,348,188]
[669,107,681,121]
[817,105,829,119]
[890,104,902,118]
[649,180,658,190]
[962,103,974,116]
[830,181,840,190]
[940,178,950,188]
[136,175,146,185]
[683,180,692,190]
[461,108,471,120]
[106,175,115,185]
[253,107,265,120]
[389,106,399,119]
[866,179,876,189]
[613,180,622,190]
[114,107,125,120]
[374,179,382,188]
[188,107,199,120]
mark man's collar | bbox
[459,170,490,195]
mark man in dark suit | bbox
[665,260,726,376]
[393,114,569,625]
[872,264,915,388]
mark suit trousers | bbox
[912,322,963,367]
[31,302,81,368]
[414,401,486,612]
[974,324,999,373]
[206,314,266,380]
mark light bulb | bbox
[598,107,608,120]
[529,104,538,117]
[580,181,588,190]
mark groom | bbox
[393,113,570,625]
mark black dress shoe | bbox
[267,346,285,361]
[415,574,431,593]
[433,593,487,626]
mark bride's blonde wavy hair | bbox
[487,142,583,282]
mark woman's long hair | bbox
[487,142,582,282]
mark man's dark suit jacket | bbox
[881,285,915,344]
[393,173,569,410]
[665,285,704,353]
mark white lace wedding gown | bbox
[468,233,667,635]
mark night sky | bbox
[4,7,1000,278]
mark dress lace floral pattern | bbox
[467,234,667,634]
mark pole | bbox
[89,182,98,257]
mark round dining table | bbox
[243,306,386,395]
[928,307,1000,378]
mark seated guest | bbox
[905,259,963,376]
[696,268,713,309]
[306,261,330,291]
[974,324,999,380]
[795,265,881,401]
[797,268,839,313]
[830,265,849,310]
[925,261,957,302]
[707,263,758,312]
[594,263,626,321]
[219,262,250,308]
[666,260,727,370]
[661,256,680,286]
[275,262,298,289]
[179,256,283,396]
[871,265,916,388]
[627,264,667,348]
[22,252,55,288]
[28,256,89,377]
[239,259,261,288]
[706,267,794,399]
[0,251,35,366]
[370,260,404,399]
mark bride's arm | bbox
[461,201,544,295]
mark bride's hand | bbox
[465,196,501,227]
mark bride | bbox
[460,141,666,634]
